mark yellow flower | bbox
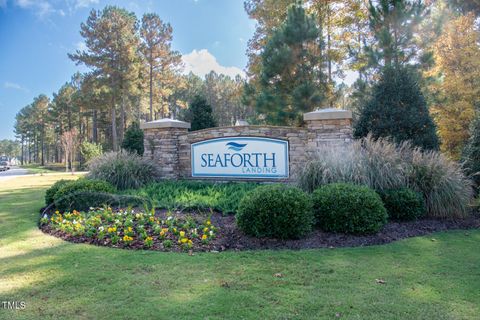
[206,220,211,226]
[203,227,209,233]
[161,228,168,233]
[201,234,207,240]
[127,227,132,232]
[181,238,188,244]
[146,236,153,241]
[149,217,154,222]
[160,231,165,236]
[173,228,177,233]
[188,240,193,245]
[179,231,185,237]
[123,235,133,242]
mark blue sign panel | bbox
[191,137,289,179]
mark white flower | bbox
[99,226,104,231]
[62,219,67,223]
[209,230,214,236]
[73,220,77,225]
[43,214,48,219]
[167,216,173,221]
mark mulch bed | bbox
[39,208,480,252]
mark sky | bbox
[0,0,255,139]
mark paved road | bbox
[0,167,30,180]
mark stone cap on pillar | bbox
[304,108,352,121]
[140,118,191,130]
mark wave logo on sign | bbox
[226,142,247,152]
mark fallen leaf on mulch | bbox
[375,279,386,284]
[274,273,283,278]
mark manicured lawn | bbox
[1,175,479,320]
[20,164,57,174]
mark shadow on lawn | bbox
[1,232,479,319]
[1,178,479,319]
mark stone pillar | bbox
[140,119,190,179]
[304,108,353,150]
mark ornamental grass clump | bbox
[87,150,160,190]
[409,148,472,218]
[297,135,473,218]
[297,135,408,193]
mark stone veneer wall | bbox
[141,109,353,180]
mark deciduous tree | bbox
[428,13,480,159]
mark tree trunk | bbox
[149,62,153,121]
[119,95,126,146]
[65,147,69,172]
[41,128,45,166]
[111,92,118,151]
[92,109,98,143]
[327,6,332,85]
[20,136,24,165]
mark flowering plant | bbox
[40,207,218,252]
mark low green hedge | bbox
[312,183,387,235]
[53,179,116,212]
[236,184,314,239]
[45,179,73,205]
[379,188,426,221]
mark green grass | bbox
[20,164,57,174]
[1,175,479,319]
[123,180,259,213]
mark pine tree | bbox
[188,95,216,131]
[366,0,426,69]
[122,122,144,155]
[140,13,182,121]
[354,66,439,150]
[255,2,326,125]
[69,6,140,151]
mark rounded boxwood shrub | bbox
[45,179,73,205]
[379,188,426,221]
[312,183,387,235]
[53,179,116,212]
[236,184,314,239]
